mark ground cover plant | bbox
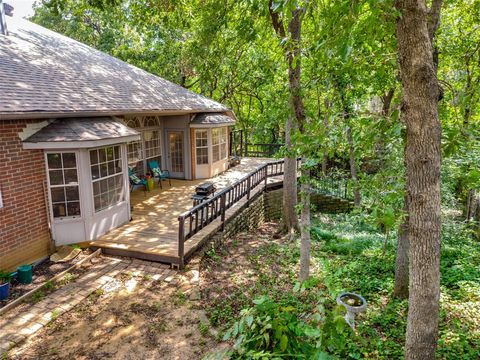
[199,215,480,359]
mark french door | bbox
[167,131,185,178]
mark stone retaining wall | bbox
[194,187,352,257]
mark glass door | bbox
[167,131,184,178]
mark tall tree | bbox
[395,0,443,359]
[394,0,443,300]
[268,1,306,236]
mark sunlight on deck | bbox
[90,158,277,262]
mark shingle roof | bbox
[0,17,229,118]
[24,117,139,143]
[190,112,236,127]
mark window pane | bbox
[106,147,114,161]
[101,193,109,208]
[64,169,78,184]
[115,160,122,173]
[197,148,208,165]
[108,190,115,205]
[107,161,115,176]
[107,176,115,189]
[115,175,123,188]
[94,196,101,210]
[67,202,81,216]
[90,150,98,165]
[100,163,108,177]
[52,203,67,217]
[49,170,64,185]
[62,153,76,168]
[91,165,100,180]
[99,148,107,163]
[51,188,65,203]
[100,179,108,193]
[114,146,120,160]
[93,181,100,196]
[65,186,79,201]
[47,154,62,169]
[213,145,220,162]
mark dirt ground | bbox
[10,272,225,360]
[8,222,282,360]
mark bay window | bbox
[90,146,124,212]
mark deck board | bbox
[90,158,280,264]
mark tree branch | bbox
[428,0,443,43]
[268,0,286,38]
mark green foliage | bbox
[0,270,12,284]
[312,214,480,359]
[223,295,349,359]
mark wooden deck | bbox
[90,158,280,265]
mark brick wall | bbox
[0,120,51,271]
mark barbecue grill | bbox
[191,182,216,206]
[195,182,216,196]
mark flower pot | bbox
[17,264,33,284]
[0,282,10,300]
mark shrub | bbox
[223,295,352,359]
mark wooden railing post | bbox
[220,192,226,231]
[247,176,251,206]
[178,216,185,269]
[264,165,268,189]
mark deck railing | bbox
[311,170,352,200]
[177,159,291,267]
[243,143,283,158]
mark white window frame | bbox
[143,129,162,163]
[212,127,228,163]
[89,145,125,213]
[125,115,162,175]
[127,139,143,166]
[195,129,209,165]
[45,151,82,219]
[220,127,228,160]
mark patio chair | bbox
[128,168,147,194]
[148,160,171,189]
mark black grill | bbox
[195,182,215,196]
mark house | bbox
[0,6,236,271]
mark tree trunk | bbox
[299,169,311,282]
[269,2,305,236]
[396,1,442,359]
[322,99,330,175]
[376,89,395,168]
[347,126,361,206]
[394,202,409,299]
[283,117,299,234]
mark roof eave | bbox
[23,134,141,150]
[0,108,230,121]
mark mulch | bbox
[0,249,93,308]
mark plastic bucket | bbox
[17,264,33,284]
[147,178,155,191]
[0,282,10,300]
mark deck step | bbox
[90,245,180,266]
